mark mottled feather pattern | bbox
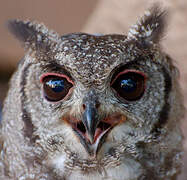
[0,4,184,180]
[128,4,167,45]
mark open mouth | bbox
[74,120,112,144]
[71,119,113,156]
[64,113,126,156]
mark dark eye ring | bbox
[40,73,74,102]
[111,70,146,101]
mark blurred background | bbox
[0,0,186,179]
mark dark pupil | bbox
[46,79,64,93]
[120,79,136,93]
[111,71,145,101]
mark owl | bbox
[0,5,184,180]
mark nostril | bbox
[95,103,100,109]
[82,104,86,110]
[82,103,100,110]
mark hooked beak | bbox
[66,89,127,156]
[82,102,99,144]
[74,90,112,156]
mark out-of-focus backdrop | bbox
[0,0,186,179]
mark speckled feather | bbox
[0,5,184,180]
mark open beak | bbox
[67,90,126,156]
[82,102,99,144]
[73,101,112,156]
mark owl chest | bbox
[49,155,143,180]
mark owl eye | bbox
[41,74,73,102]
[111,70,146,101]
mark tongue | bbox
[85,128,102,144]
[94,128,103,142]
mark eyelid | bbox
[111,69,147,85]
[40,73,74,85]
[41,73,74,103]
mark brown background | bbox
[0,0,186,179]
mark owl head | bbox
[5,4,184,179]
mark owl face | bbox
[6,5,183,179]
[18,32,174,175]
[24,33,168,156]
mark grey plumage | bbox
[0,5,184,180]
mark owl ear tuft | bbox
[7,19,59,50]
[127,4,167,45]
